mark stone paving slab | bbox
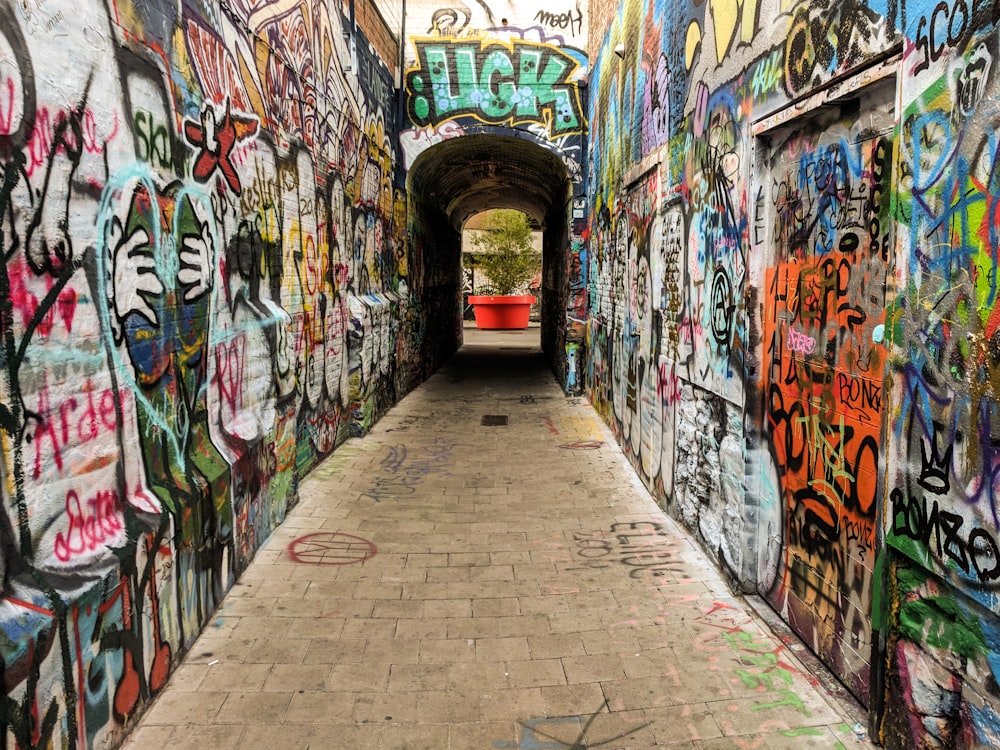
[121,326,870,750]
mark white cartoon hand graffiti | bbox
[178,201,213,302]
[108,214,163,330]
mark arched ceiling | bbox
[407,133,571,231]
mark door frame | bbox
[747,52,902,720]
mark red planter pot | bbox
[468,295,536,329]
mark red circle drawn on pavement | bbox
[559,440,604,450]
[287,532,377,565]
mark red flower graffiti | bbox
[184,99,257,194]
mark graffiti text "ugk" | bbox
[405,39,585,136]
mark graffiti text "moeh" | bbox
[534,9,584,37]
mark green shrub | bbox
[468,209,541,295]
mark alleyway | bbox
[120,327,868,750]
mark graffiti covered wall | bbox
[588,0,1000,745]
[0,0,423,746]
[400,1,588,183]
[756,78,896,705]
[884,0,1000,745]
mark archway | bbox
[406,131,582,390]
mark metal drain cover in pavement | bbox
[481,415,509,426]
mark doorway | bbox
[754,73,897,706]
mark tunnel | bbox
[405,131,582,389]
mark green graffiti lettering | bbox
[899,595,987,659]
[738,652,780,670]
[479,49,516,118]
[782,726,826,737]
[405,37,585,137]
[424,46,458,116]
[736,666,794,691]
[452,46,479,109]
[515,47,577,130]
[723,630,773,653]
[752,688,811,716]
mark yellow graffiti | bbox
[238,53,267,124]
[708,0,762,64]
[357,118,392,214]
[260,204,280,244]
[557,415,605,442]
[685,22,702,70]
[392,188,407,234]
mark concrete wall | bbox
[0,0,428,746]
[586,0,1000,746]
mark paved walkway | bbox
[122,326,868,750]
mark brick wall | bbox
[356,0,400,75]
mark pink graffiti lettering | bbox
[678,312,705,344]
[54,488,123,562]
[31,380,121,479]
[786,327,816,355]
[25,107,116,178]
[1,75,20,137]
[399,121,464,170]
[214,335,246,415]
[657,362,682,405]
[7,257,78,336]
[129,480,160,514]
